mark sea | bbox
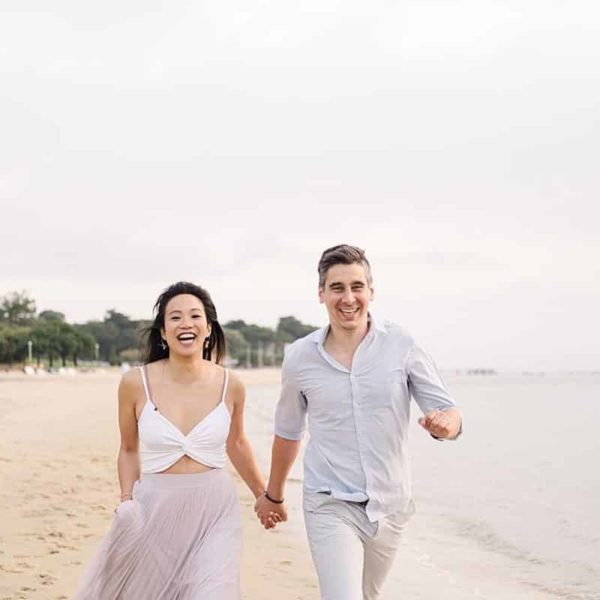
[245,372,600,600]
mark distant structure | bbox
[466,368,497,375]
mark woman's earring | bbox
[160,339,167,350]
[203,336,210,349]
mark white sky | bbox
[1,1,599,371]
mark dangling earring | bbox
[160,339,167,351]
[203,336,210,349]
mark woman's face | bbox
[161,293,211,358]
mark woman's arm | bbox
[117,370,141,502]
[225,373,267,500]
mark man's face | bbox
[319,263,374,332]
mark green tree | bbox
[72,327,96,366]
[38,310,66,322]
[0,323,30,364]
[223,328,250,366]
[31,320,62,367]
[79,310,145,364]
[276,316,318,343]
[0,291,36,325]
[56,323,77,366]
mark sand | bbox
[0,369,568,600]
[0,369,318,600]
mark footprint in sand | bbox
[0,563,24,573]
[57,542,78,551]
[38,572,56,585]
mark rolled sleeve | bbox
[274,353,307,440]
[407,344,456,415]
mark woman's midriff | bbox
[159,455,216,474]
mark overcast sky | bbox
[1,1,599,371]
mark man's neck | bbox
[325,319,370,354]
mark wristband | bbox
[264,490,284,504]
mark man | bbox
[255,244,462,600]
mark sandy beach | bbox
[0,369,317,600]
[1,369,598,600]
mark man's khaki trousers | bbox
[303,493,413,600]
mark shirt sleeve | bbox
[274,350,307,441]
[406,343,456,415]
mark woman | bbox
[75,281,275,599]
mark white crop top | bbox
[138,366,231,473]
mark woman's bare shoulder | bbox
[225,369,245,398]
[118,366,143,399]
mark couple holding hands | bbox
[75,244,462,600]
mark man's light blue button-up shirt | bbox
[274,316,457,522]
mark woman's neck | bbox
[163,354,211,383]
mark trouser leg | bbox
[304,504,364,600]
[362,509,410,600]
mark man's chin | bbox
[337,317,366,330]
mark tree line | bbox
[0,291,317,368]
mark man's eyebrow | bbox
[328,280,366,288]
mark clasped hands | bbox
[254,492,288,530]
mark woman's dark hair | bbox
[142,281,226,365]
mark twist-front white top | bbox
[138,365,231,473]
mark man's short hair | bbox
[317,244,373,288]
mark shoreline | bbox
[1,369,596,599]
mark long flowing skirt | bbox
[74,469,242,600]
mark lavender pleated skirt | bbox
[74,469,242,600]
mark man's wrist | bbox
[264,490,284,504]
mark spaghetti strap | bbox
[139,365,152,405]
[220,369,229,404]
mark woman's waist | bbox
[139,467,230,489]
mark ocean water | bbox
[245,373,600,600]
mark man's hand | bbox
[418,408,461,439]
[254,493,288,530]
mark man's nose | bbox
[342,288,354,303]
